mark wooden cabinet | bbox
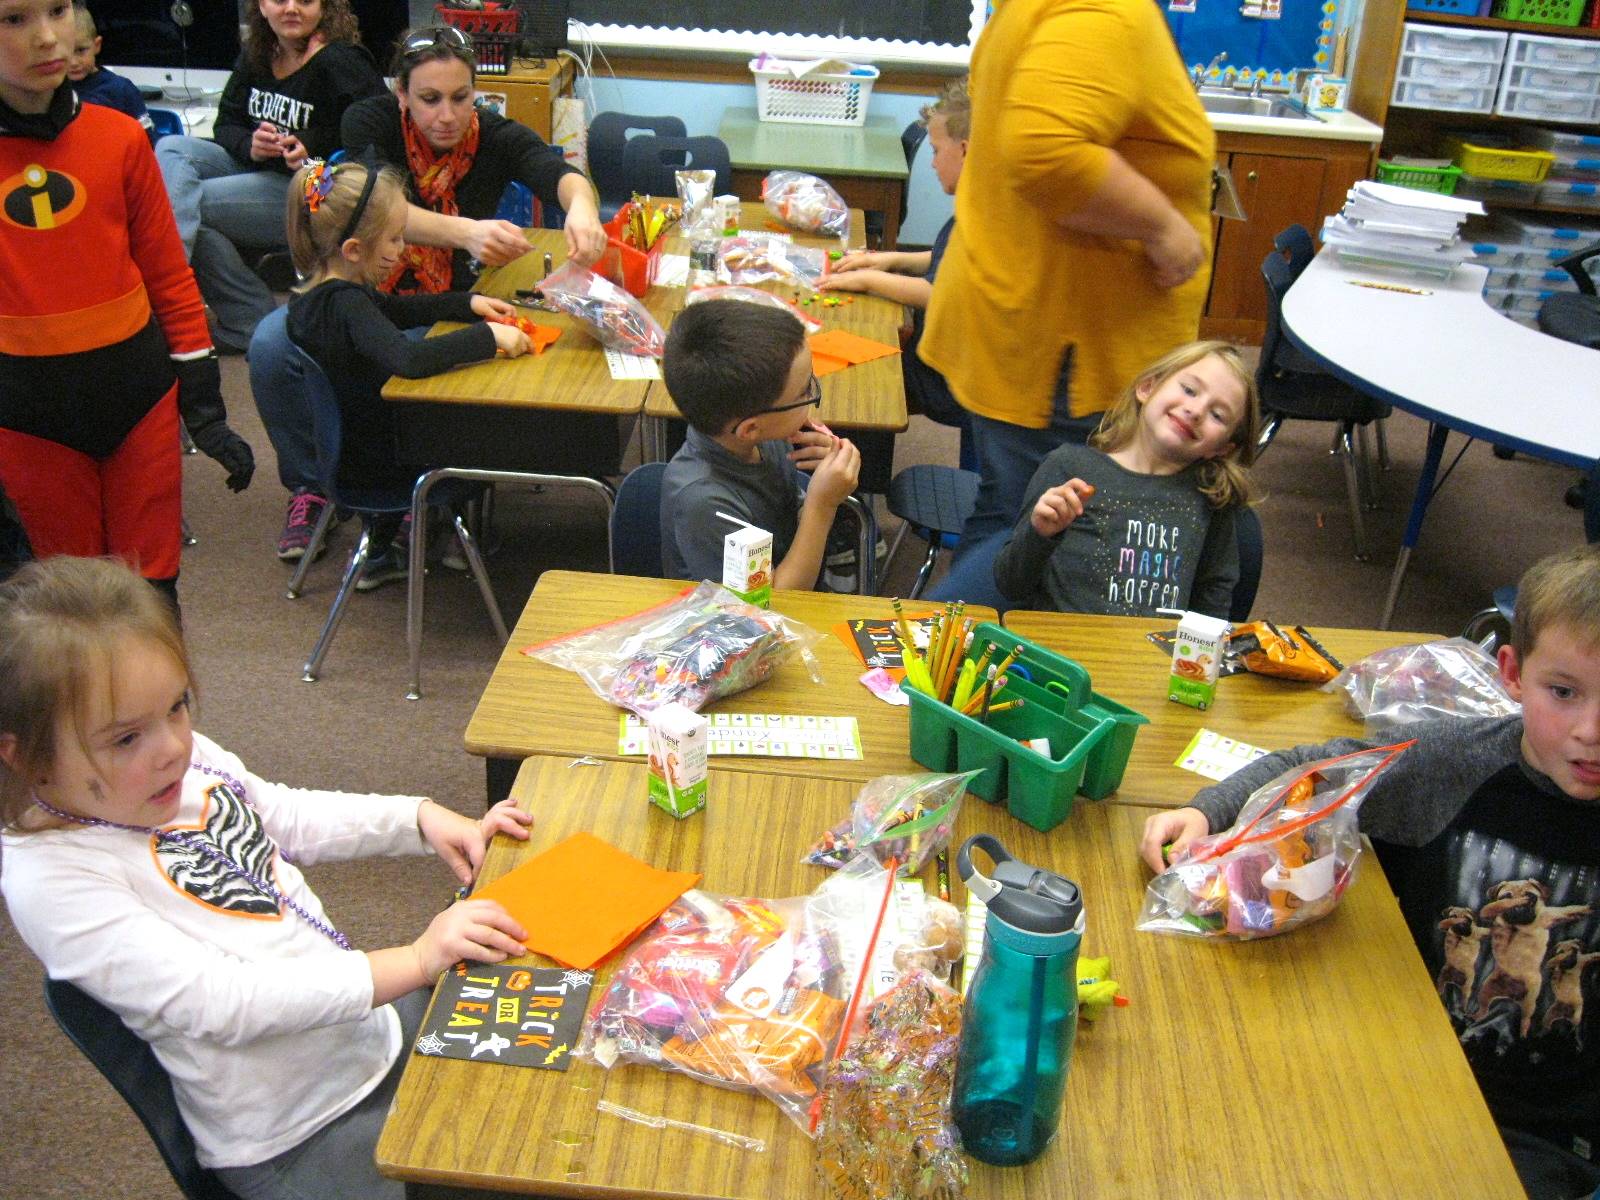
[480,56,575,142]
[1201,132,1375,342]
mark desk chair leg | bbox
[1375,417,1391,471]
[840,494,878,595]
[302,526,372,682]
[910,536,941,599]
[453,513,509,646]
[1335,424,1370,562]
[1355,423,1379,510]
[180,517,197,547]
[285,503,339,599]
[883,520,912,585]
[1257,413,1283,453]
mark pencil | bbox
[979,667,998,723]
[891,597,917,662]
[986,699,1024,715]
[961,674,1007,716]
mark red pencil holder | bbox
[599,204,664,298]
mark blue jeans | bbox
[157,136,287,351]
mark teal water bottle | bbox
[951,833,1084,1166]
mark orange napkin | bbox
[474,831,700,969]
[808,329,900,378]
[524,323,563,355]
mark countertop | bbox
[1208,106,1384,143]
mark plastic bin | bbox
[1508,31,1600,69]
[1445,135,1555,181]
[598,203,664,297]
[1494,87,1600,122]
[1407,0,1491,12]
[749,58,880,127]
[1391,79,1497,113]
[1401,22,1509,61]
[1377,160,1463,193]
[901,624,1148,831]
[435,3,519,33]
[1396,54,1502,86]
[1539,179,1600,209]
[1492,0,1586,25]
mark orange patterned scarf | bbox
[381,106,481,295]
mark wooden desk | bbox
[1002,611,1435,808]
[719,108,910,250]
[376,755,1522,1199]
[464,571,996,801]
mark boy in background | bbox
[67,4,154,139]
[660,301,861,590]
[1141,544,1600,1200]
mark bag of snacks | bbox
[676,168,719,239]
[1138,742,1410,940]
[1325,637,1519,734]
[685,284,822,333]
[804,771,978,875]
[524,581,822,715]
[1227,621,1343,683]
[718,234,829,291]
[763,169,850,239]
[532,262,666,357]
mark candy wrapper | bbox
[804,771,978,875]
[525,581,822,715]
[686,284,822,334]
[532,262,666,357]
[813,971,969,1200]
[719,234,829,291]
[1324,637,1519,735]
[1138,742,1410,940]
[677,168,719,239]
[763,169,850,239]
[1228,621,1343,683]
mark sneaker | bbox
[276,490,330,561]
[354,543,410,592]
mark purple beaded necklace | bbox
[32,771,353,951]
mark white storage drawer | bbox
[1495,86,1600,122]
[1506,31,1600,72]
[1538,180,1600,210]
[1394,24,1506,113]
[1393,79,1497,113]
[1503,63,1600,95]
[1520,126,1600,153]
[1401,23,1510,63]
[1397,54,1502,87]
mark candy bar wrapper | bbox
[1229,620,1343,684]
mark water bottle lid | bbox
[956,833,1083,938]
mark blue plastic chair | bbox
[885,464,980,599]
[610,462,667,577]
[587,112,687,221]
[1231,505,1264,624]
[147,107,183,139]
[45,979,241,1200]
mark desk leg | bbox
[642,414,668,464]
[1380,422,1448,630]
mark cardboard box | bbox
[646,702,708,819]
[722,525,773,608]
[1302,74,1349,113]
[1168,612,1229,710]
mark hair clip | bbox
[302,157,337,213]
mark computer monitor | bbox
[87,0,241,73]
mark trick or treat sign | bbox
[413,962,593,1071]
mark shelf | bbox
[1405,11,1600,39]
[1472,194,1600,216]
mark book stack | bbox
[1321,179,1486,278]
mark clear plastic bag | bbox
[804,771,978,875]
[677,169,719,239]
[532,261,666,357]
[1138,743,1410,940]
[685,285,822,333]
[762,169,850,239]
[1324,637,1519,734]
[525,581,823,715]
[718,234,829,291]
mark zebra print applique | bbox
[156,782,280,917]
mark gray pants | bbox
[155,135,286,352]
[215,989,432,1200]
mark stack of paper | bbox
[1321,180,1486,277]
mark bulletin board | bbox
[1165,0,1344,84]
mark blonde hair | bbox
[72,3,96,39]
[1511,544,1600,661]
[1089,339,1261,510]
[285,161,407,284]
[0,558,195,833]
[920,77,970,141]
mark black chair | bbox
[884,464,980,599]
[587,112,687,220]
[1231,505,1265,624]
[621,134,732,200]
[611,462,667,577]
[44,979,241,1200]
[1259,246,1392,561]
[1538,238,1600,350]
[865,119,931,247]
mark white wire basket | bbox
[750,59,880,127]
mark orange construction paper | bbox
[524,323,562,355]
[812,351,851,378]
[808,329,900,368]
[475,831,700,970]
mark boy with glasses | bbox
[660,301,860,589]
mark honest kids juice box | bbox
[1169,612,1229,710]
[647,702,708,819]
[722,525,773,608]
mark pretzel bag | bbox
[762,169,850,238]
[524,581,823,715]
[718,234,829,291]
[1324,637,1519,734]
[1138,743,1411,940]
[533,262,666,357]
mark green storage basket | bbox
[1375,160,1463,194]
[902,624,1148,831]
[1490,0,1584,24]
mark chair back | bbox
[1231,505,1265,623]
[285,341,348,509]
[1274,224,1316,280]
[1554,238,1599,297]
[610,462,667,577]
[1538,292,1600,350]
[44,979,239,1200]
[148,108,183,139]
[1257,249,1296,385]
[899,120,929,226]
[587,112,687,214]
[622,135,732,199]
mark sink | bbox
[1196,89,1320,121]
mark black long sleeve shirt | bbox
[212,44,385,172]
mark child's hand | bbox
[818,269,883,295]
[490,322,531,358]
[805,438,861,509]
[1030,479,1096,537]
[787,424,838,471]
[1139,807,1209,874]
[412,900,528,981]
[480,797,534,846]
[471,295,518,322]
[831,251,886,273]
[465,219,533,267]
[279,135,308,171]
[249,122,284,163]
[418,798,532,887]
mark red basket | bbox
[599,204,664,297]
[433,3,519,34]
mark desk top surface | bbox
[719,108,911,180]
[1001,611,1435,808]
[376,754,1521,1199]
[1282,251,1600,468]
[465,572,994,784]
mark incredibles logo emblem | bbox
[2,163,85,230]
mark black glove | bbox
[175,353,255,493]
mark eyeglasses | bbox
[766,374,822,414]
[400,25,473,60]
